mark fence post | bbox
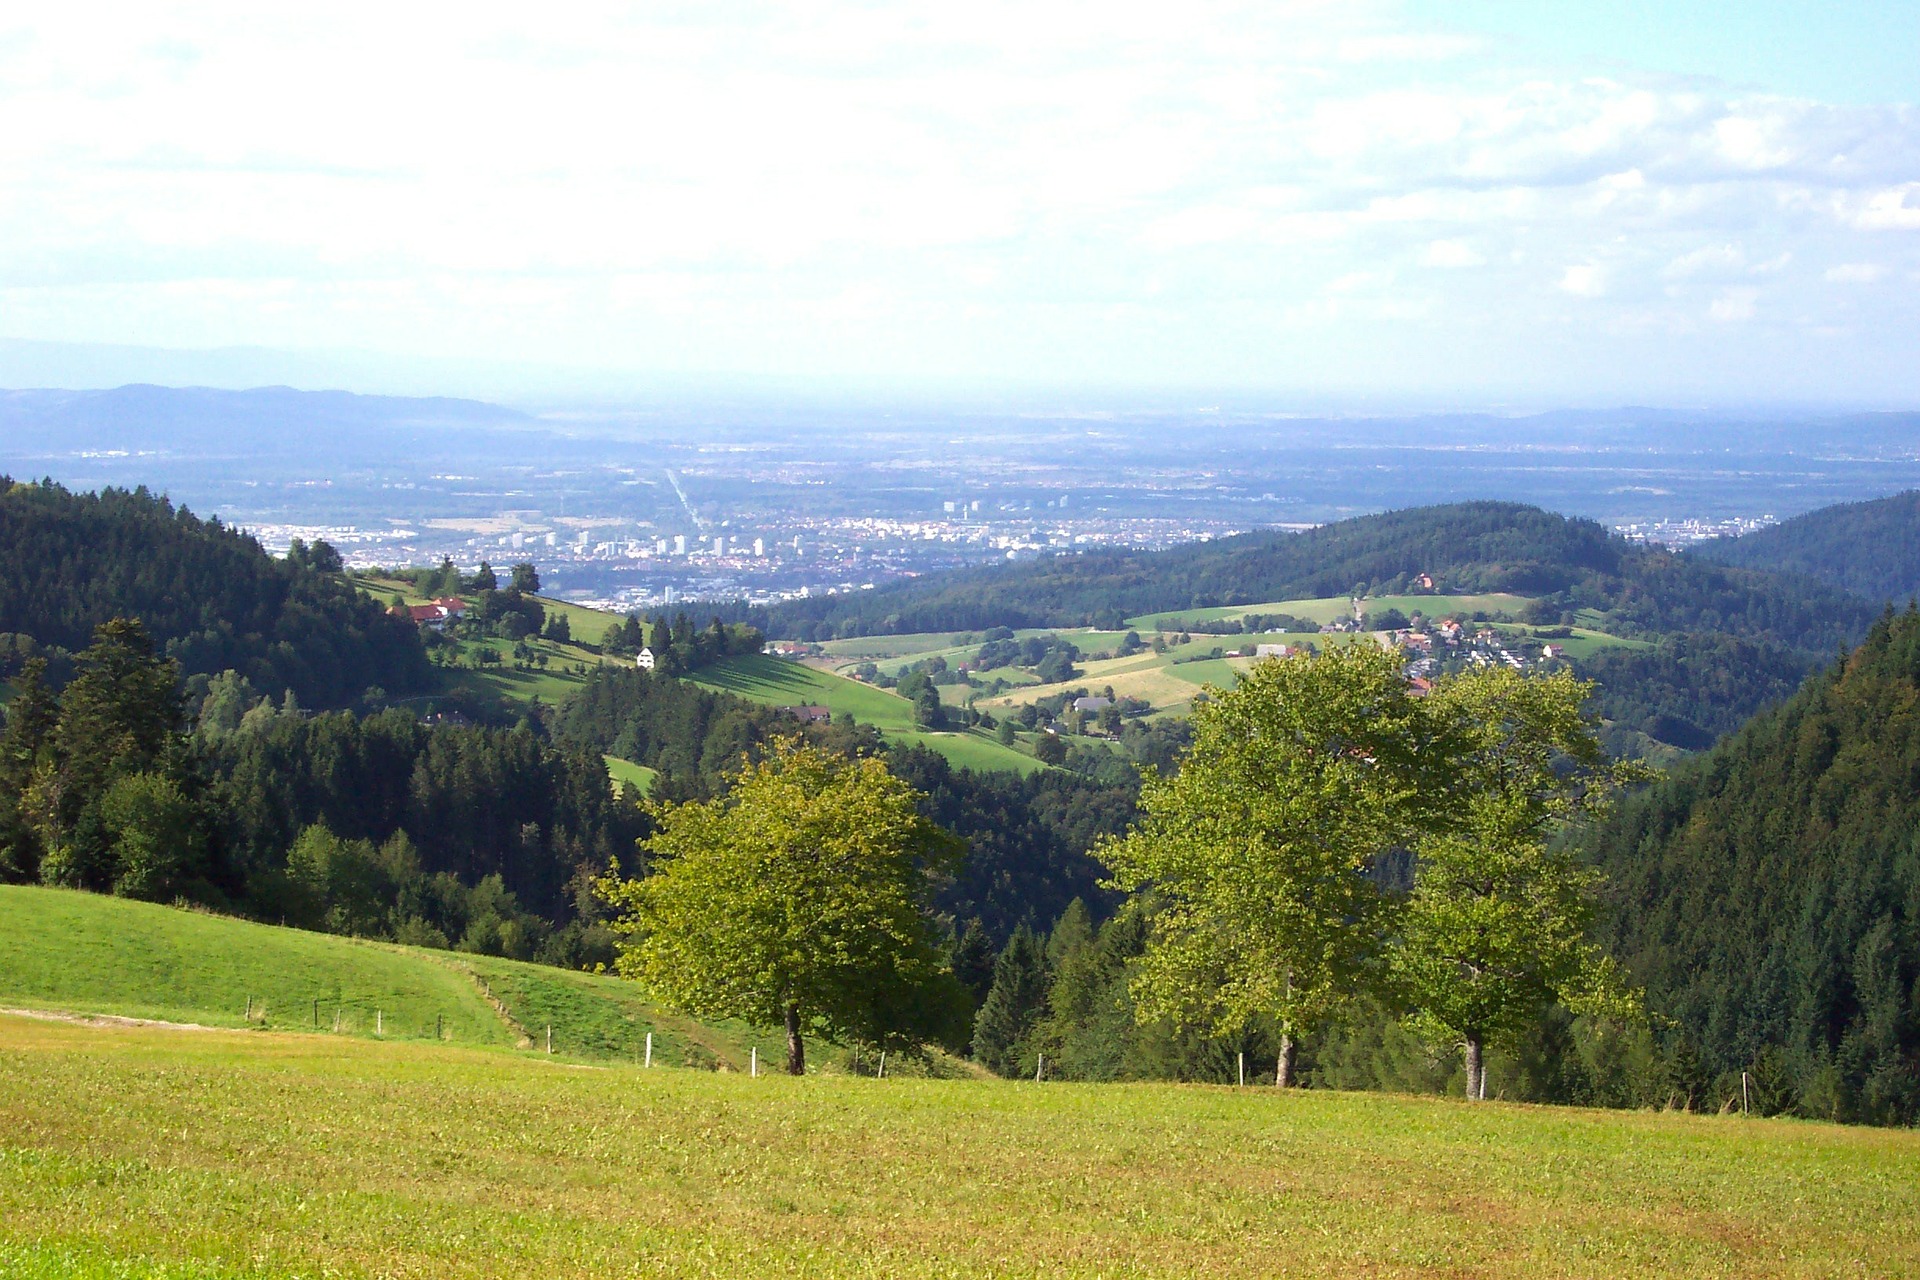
[1238,1051,1245,1088]
[1036,1054,1045,1083]
[377,1009,383,1037]
[879,1052,886,1079]
[313,999,319,1029]
[645,1031,653,1068]
[245,996,252,1021]
[1741,1071,1750,1116]
[751,1047,758,1077]
[547,1025,553,1054]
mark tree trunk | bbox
[1276,1034,1296,1088]
[784,1003,805,1076]
[1464,1035,1484,1101]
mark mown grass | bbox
[0,887,805,1070]
[0,887,508,1045]
[1126,593,1533,629]
[3,1016,1917,1279]
[691,653,920,729]
[691,655,1044,773]
[604,754,658,795]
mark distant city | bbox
[5,386,1910,618]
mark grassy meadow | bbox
[0,887,806,1070]
[1123,592,1533,630]
[604,754,659,795]
[693,654,1042,773]
[3,1013,1917,1279]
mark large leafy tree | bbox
[1101,644,1432,1085]
[598,741,969,1074]
[1391,668,1643,1100]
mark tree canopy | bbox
[1102,648,1637,1096]
[598,741,970,1073]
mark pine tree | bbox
[972,925,1050,1076]
[0,657,56,882]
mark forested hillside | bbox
[0,477,428,706]
[1585,606,1920,1125]
[557,665,1136,938]
[759,501,1877,654]
[0,619,643,967]
[1696,490,1920,605]
[1578,633,1817,753]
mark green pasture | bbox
[604,755,658,796]
[1127,593,1532,630]
[4,1015,1916,1279]
[0,886,508,1045]
[690,654,920,730]
[891,729,1048,774]
[532,594,629,641]
[0,887,813,1073]
[1495,624,1653,660]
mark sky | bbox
[0,2,1916,406]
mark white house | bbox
[635,647,656,671]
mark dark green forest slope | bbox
[1585,607,1920,1124]
[0,477,429,706]
[1695,490,1920,605]
[760,501,1877,654]
[555,665,1137,939]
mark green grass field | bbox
[3,1016,1916,1279]
[604,755,658,795]
[691,655,1044,773]
[692,654,920,729]
[1126,593,1532,630]
[0,886,809,1071]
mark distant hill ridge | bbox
[763,500,1878,655]
[1695,490,1920,606]
[0,383,528,457]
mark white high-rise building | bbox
[672,534,687,555]
[753,537,765,556]
[711,535,725,556]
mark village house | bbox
[388,596,467,631]
[779,704,832,724]
[635,647,656,671]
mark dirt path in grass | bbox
[0,1006,221,1032]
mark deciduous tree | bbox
[1391,667,1643,1100]
[1101,644,1429,1085]
[598,741,968,1074]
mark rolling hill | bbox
[1695,489,1920,605]
[760,502,1878,656]
[0,477,430,707]
[0,885,810,1070]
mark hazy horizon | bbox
[3,3,1916,407]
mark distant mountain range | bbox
[0,384,529,462]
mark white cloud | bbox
[0,2,1916,397]
[1559,265,1607,297]
[1824,263,1885,283]
[1422,239,1485,268]
[1710,288,1759,321]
